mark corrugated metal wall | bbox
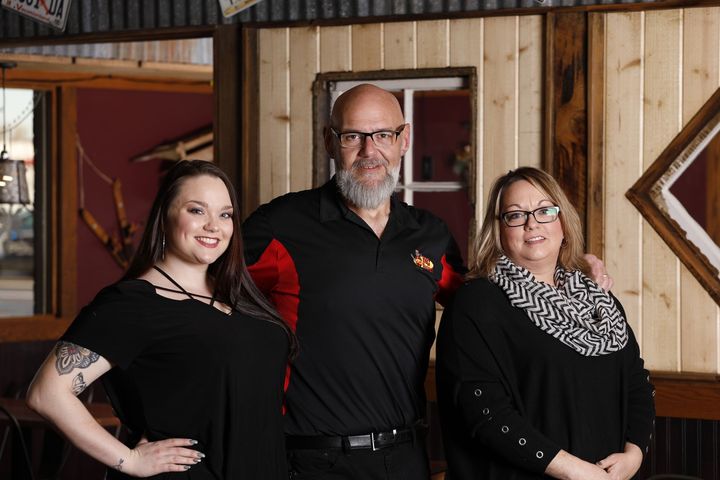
[0,0,657,41]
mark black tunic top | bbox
[436,278,655,480]
[62,279,289,480]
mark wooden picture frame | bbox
[626,87,720,306]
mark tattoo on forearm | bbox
[71,372,88,396]
[113,458,124,471]
[55,341,100,375]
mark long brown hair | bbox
[468,166,589,279]
[125,160,297,357]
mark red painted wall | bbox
[76,88,213,309]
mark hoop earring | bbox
[161,233,166,260]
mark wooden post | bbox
[544,13,592,242]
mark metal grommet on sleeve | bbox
[518,438,526,446]
[501,426,509,433]
[536,451,543,459]
[482,408,490,415]
[474,388,482,397]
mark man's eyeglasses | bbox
[331,124,406,149]
[499,206,561,227]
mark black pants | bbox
[287,440,430,480]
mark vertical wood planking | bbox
[483,17,518,195]
[417,20,449,68]
[289,26,319,193]
[258,28,290,203]
[642,10,682,371]
[449,18,484,214]
[351,23,383,71]
[587,13,606,256]
[604,13,643,337]
[449,18,482,68]
[319,25,351,73]
[681,7,720,373]
[518,16,543,169]
[383,21,415,70]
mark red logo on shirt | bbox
[412,250,434,272]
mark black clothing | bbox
[243,177,465,437]
[62,279,289,480]
[436,278,655,480]
[287,440,429,480]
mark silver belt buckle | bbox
[371,429,397,451]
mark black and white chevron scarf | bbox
[491,255,628,356]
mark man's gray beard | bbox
[336,162,400,209]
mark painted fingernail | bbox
[198,453,206,458]
[194,458,201,464]
[189,439,198,445]
[184,465,191,470]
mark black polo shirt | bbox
[243,177,465,436]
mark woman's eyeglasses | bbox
[499,206,561,227]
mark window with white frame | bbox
[322,75,474,262]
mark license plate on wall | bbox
[218,0,263,18]
[1,0,72,31]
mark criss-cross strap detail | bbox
[152,265,216,307]
[490,255,628,356]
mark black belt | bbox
[286,425,425,452]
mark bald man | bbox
[242,84,466,479]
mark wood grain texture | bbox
[0,317,71,342]
[641,9,682,372]
[383,21,415,70]
[544,13,588,218]
[587,13,605,256]
[59,86,78,320]
[518,15,543,169]
[449,18,482,68]
[482,16,518,192]
[417,20,449,68]
[652,373,720,420]
[680,7,720,373]
[319,25,351,73]
[258,28,290,203]
[680,266,719,372]
[351,23,382,71]
[241,27,260,219]
[448,19,483,214]
[604,12,643,337]
[213,25,241,196]
[289,27,318,193]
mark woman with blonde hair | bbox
[436,166,654,480]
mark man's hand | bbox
[584,253,614,291]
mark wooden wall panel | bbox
[600,7,720,373]
[383,21,415,70]
[351,24,383,71]
[680,8,720,373]
[417,20,449,68]
[518,16,543,169]
[449,19,482,68]
[449,18,484,213]
[482,17,519,195]
[319,26,351,73]
[604,12,643,337]
[642,10,681,371]
[258,28,289,203]
[289,27,318,193]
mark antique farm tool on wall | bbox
[77,137,139,269]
